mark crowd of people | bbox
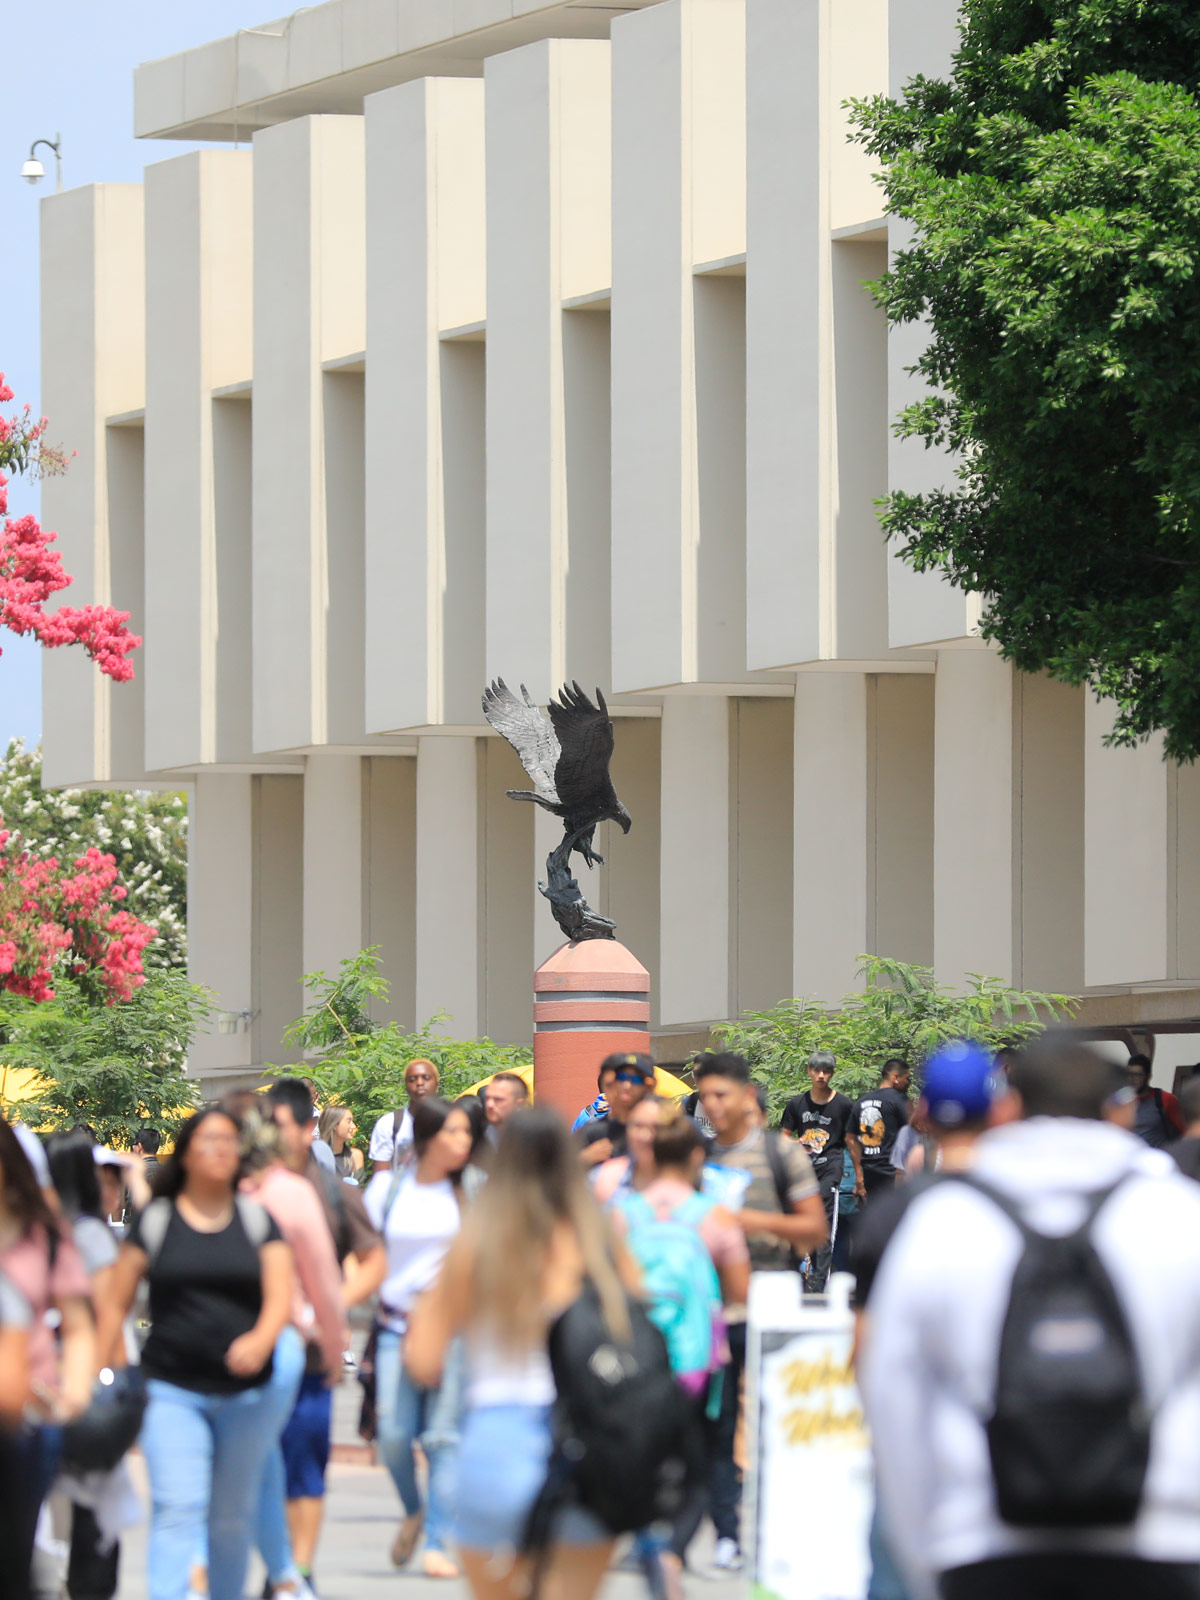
[1,1033,1197,1600]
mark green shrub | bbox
[0,968,208,1144]
[274,948,531,1165]
[715,955,1074,1121]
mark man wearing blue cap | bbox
[853,1041,999,1305]
[860,1037,1200,1600]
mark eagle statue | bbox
[482,678,632,941]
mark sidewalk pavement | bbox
[115,1454,749,1600]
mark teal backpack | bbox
[616,1190,725,1411]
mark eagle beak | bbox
[618,808,632,834]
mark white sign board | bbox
[745,1272,873,1600]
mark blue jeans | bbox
[375,1328,462,1556]
[254,1327,307,1585]
[141,1377,280,1600]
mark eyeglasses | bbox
[614,1070,651,1086]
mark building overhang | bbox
[135,0,660,143]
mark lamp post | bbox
[21,134,62,193]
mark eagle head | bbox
[615,802,632,834]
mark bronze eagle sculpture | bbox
[482,679,631,941]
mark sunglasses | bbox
[614,1070,651,1086]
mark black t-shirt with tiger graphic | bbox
[780,1089,854,1177]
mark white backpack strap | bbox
[138,1198,173,1266]
[235,1195,273,1249]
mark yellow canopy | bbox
[0,1066,50,1109]
[464,1061,691,1106]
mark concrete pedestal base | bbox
[533,940,651,1122]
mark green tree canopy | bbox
[852,1,1200,759]
[0,968,209,1145]
[0,739,186,967]
[717,955,1073,1119]
[280,947,531,1166]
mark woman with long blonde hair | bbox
[406,1107,638,1600]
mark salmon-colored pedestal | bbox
[533,940,651,1123]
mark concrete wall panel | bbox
[253,117,364,754]
[415,735,481,1034]
[484,40,611,703]
[302,753,364,986]
[733,697,793,1013]
[794,673,868,1003]
[482,737,535,1044]
[362,755,417,1027]
[144,152,252,773]
[364,78,485,733]
[870,673,934,966]
[610,0,746,693]
[253,774,305,1065]
[41,185,145,788]
[1085,699,1169,987]
[659,696,731,1024]
[933,651,1014,986]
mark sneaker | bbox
[342,1349,357,1368]
[711,1538,743,1572]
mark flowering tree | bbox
[0,740,186,969]
[0,373,140,678]
[0,375,151,1001]
[0,836,156,1004]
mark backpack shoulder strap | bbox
[381,1165,408,1228]
[671,1191,716,1228]
[949,1172,1131,1245]
[618,1191,655,1229]
[764,1130,792,1213]
[138,1197,174,1265]
[235,1195,274,1249]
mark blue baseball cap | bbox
[921,1040,1000,1126]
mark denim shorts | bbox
[280,1374,332,1500]
[453,1404,609,1552]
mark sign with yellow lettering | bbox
[746,1274,872,1600]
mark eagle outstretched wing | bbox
[548,683,615,810]
[482,679,561,804]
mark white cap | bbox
[12,1122,51,1188]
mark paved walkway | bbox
[114,1456,748,1600]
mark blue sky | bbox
[0,0,269,752]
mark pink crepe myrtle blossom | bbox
[0,831,156,1002]
[0,373,139,681]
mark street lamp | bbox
[21,134,62,192]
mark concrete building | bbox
[38,0,1200,1090]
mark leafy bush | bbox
[277,948,531,1161]
[0,967,209,1144]
[715,956,1074,1121]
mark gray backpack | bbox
[138,1195,273,1264]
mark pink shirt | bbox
[246,1166,347,1374]
[615,1176,749,1273]
[2,1225,90,1387]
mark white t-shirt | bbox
[363,1168,460,1332]
[368,1108,413,1170]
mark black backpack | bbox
[523,1282,702,1548]
[956,1174,1150,1529]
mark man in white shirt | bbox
[368,1060,439,1170]
[860,1037,1200,1600]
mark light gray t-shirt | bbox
[72,1214,120,1276]
[0,1268,32,1328]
